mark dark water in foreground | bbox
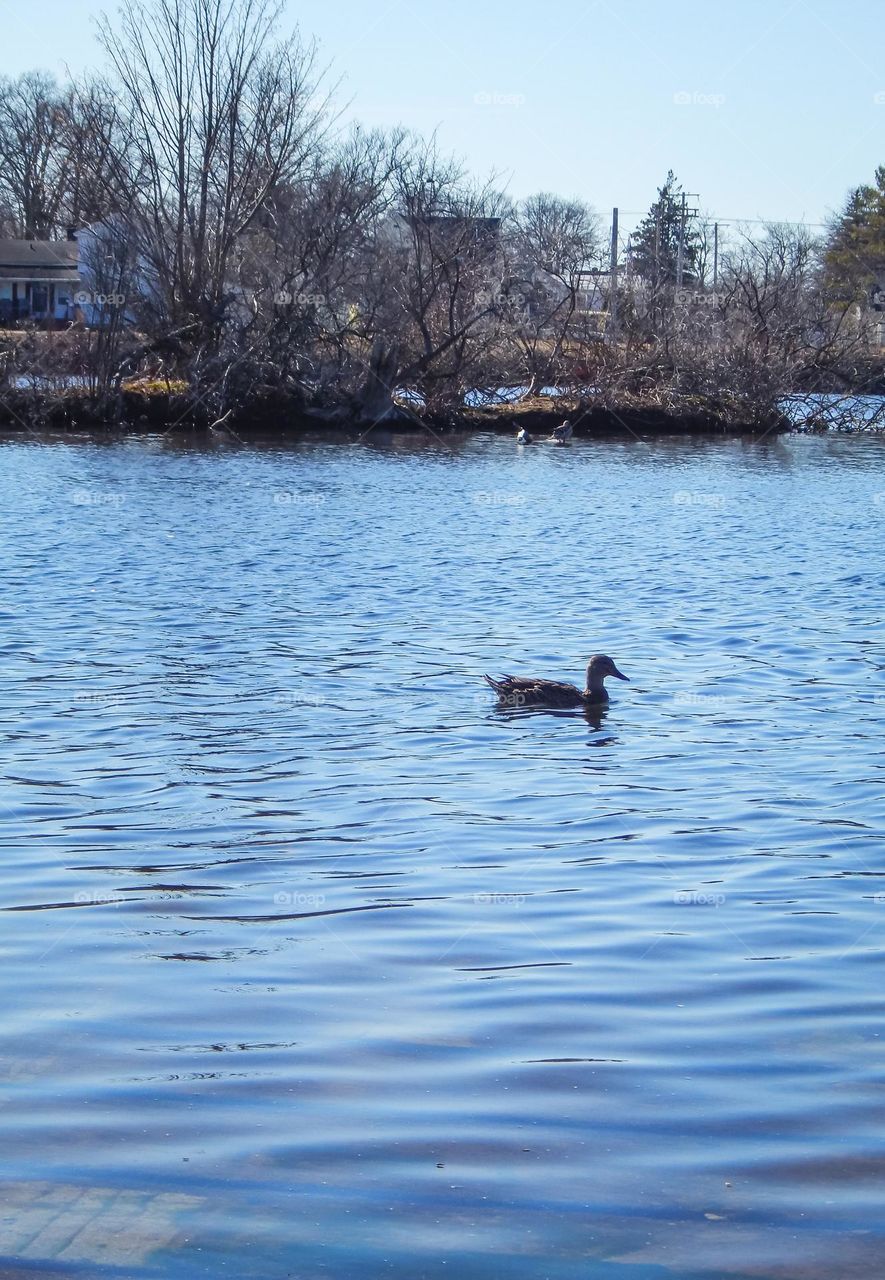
[1,430,885,1280]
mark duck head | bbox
[585,654,629,697]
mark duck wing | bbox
[483,674,584,707]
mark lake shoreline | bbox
[0,387,792,438]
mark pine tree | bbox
[824,167,885,303]
[630,171,700,289]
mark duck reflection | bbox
[582,701,608,732]
[488,698,615,740]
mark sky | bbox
[6,0,885,240]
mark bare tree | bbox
[97,0,326,363]
[713,223,881,422]
[59,80,129,231]
[506,192,602,394]
[598,222,881,427]
[0,72,69,237]
[346,140,510,418]
[220,125,408,411]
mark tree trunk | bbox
[356,338,402,423]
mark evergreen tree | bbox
[824,167,885,303]
[630,171,700,288]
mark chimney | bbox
[66,226,77,242]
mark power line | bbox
[618,211,829,229]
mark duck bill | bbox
[611,666,629,681]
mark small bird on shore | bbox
[516,426,533,445]
[484,654,629,708]
[550,419,573,444]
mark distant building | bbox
[409,214,501,243]
[0,235,80,324]
[400,213,502,263]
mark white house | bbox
[0,234,80,324]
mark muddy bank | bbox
[458,399,788,437]
[0,387,790,438]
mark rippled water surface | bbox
[2,430,885,1280]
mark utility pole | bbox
[676,193,700,287]
[713,222,719,290]
[676,194,686,286]
[654,209,661,295]
[609,206,618,335]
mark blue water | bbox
[1,429,884,1279]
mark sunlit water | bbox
[1,429,884,1280]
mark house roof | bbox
[0,239,80,282]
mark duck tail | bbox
[483,674,503,694]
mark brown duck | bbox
[484,654,629,708]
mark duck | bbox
[550,419,573,444]
[484,654,629,708]
[516,426,533,445]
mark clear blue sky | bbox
[7,0,884,235]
